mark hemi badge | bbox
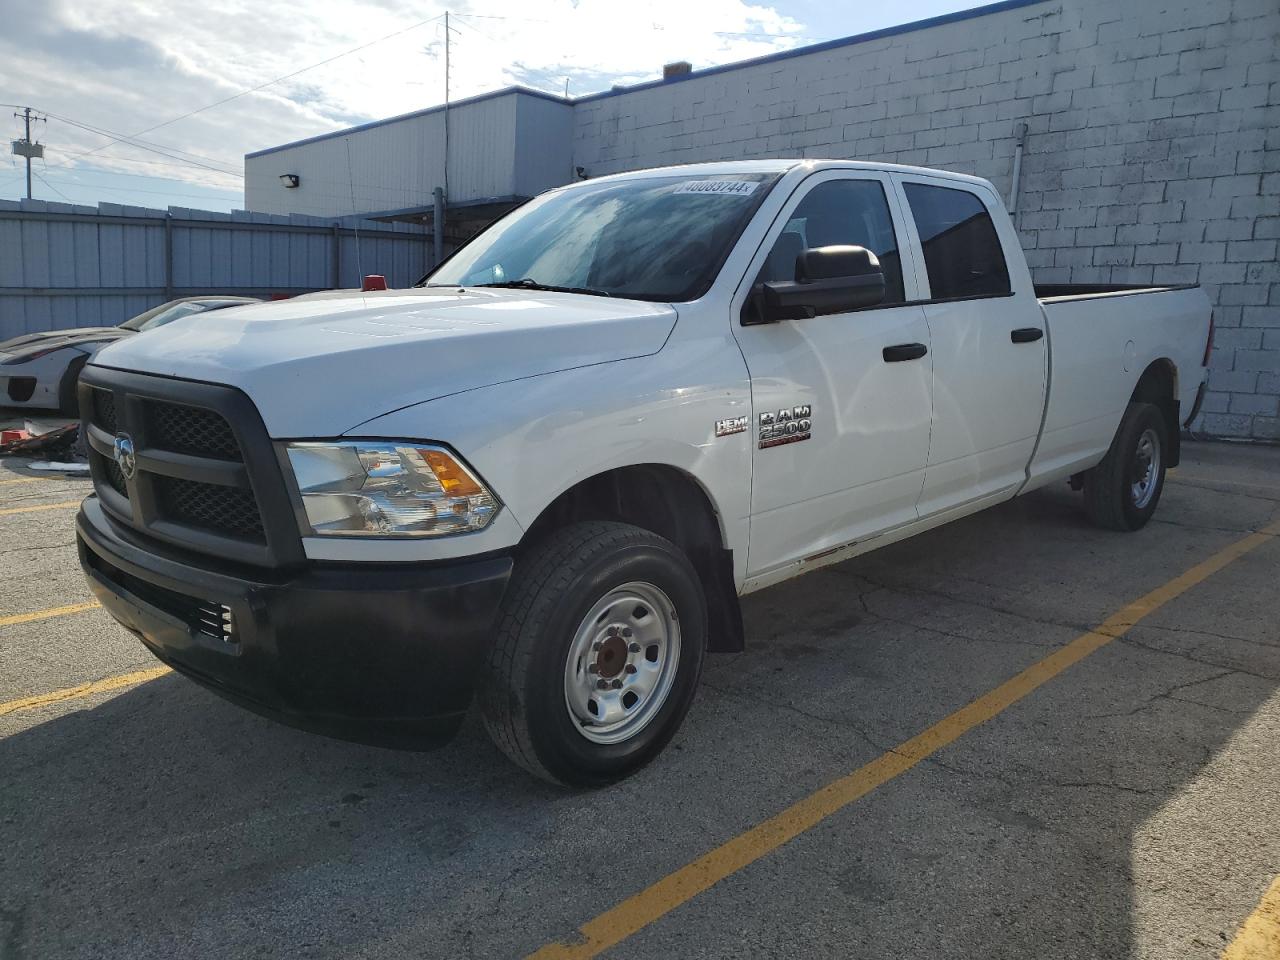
[715,416,749,437]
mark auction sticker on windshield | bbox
[674,180,760,196]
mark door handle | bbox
[1011,327,1044,343]
[882,343,928,362]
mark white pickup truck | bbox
[76,159,1212,785]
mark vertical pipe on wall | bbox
[432,186,445,267]
[1008,122,1029,226]
[163,214,174,301]
[332,223,341,288]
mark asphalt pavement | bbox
[1,440,1277,960]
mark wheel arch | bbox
[1130,358,1180,467]
[519,463,744,653]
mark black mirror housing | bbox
[751,245,886,324]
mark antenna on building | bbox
[443,10,455,206]
[436,10,460,266]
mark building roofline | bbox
[576,0,1050,104]
[244,86,570,160]
[245,0,1049,162]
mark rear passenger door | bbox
[895,176,1047,516]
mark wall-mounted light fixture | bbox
[279,174,300,188]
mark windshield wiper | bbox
[475,277,613,298]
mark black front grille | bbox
[80,368,301,568]
[147,400,242,460]
[94,451,129,498]
[154,476,265,541]
[92,389,117,433]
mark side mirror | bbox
[751,245,886,324]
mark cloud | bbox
[0,0,806,207]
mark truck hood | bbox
[90,287,677,436]
[0,326,131,359]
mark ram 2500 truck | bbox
[76,160,1212,785]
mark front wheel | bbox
[479,521,706,787]
[1082,401,1168,531]
[57,354,89,416]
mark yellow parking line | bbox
[0,477,40,486]
[1222,876,1280,960]
[0,666,171,718]
[0,499,81,517]
[529,519,1280,960]
[0,601,101,628]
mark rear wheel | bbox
[1083,401,1168,531]
[480,521,706,787]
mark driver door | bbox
[732,172,934,580]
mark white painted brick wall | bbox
[572,0,1280,440]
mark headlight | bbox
[283,441,499,537]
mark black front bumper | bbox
[77,496,512,749]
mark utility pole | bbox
[11,107,46,200]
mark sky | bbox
[0,0,986,213]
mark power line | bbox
[75,12,447,163]
[713,30,835,42]
[25,176,239,201]
[51,149,243,176]
[39,158,239,183]
[31,169,73,203]
[48,112,242,170]
[42,111,243,176]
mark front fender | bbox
[348,342,754,586]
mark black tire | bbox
[57,354,89,417]
[1083,401,1168,531]
[480,521,707,787]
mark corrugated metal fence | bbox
[0,198,431,339]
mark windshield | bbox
[424,173,779,302]
[120,301,217,332]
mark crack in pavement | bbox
[0,541,78,557]
[920,753,1160,802]
[1149,517,1261,535]
[699,678,892,755]
[1084,669,1239,719]
[1137,622,1279,648]
[859,596,1056,652]
[827,566,1094,636]
[1166,476,1280,504]
[1117,635,1280,683]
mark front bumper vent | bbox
[196,601,236,645]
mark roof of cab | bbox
[565,157,995,191]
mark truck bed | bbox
[1035,282,1198,302]
[1025,282,1210,490]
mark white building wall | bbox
[514,95,576,198]
[244,90,575,219]
[571,0,1280,440]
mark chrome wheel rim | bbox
[563,581,681,745]
[1130,427,1161,509]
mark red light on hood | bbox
[362,275,388,292]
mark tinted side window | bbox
[903,183,1011,299]
[758,179,906,305]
